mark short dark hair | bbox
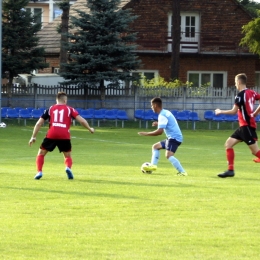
[56,92,67,100]
[236,73,247,85]
[151,97,162,107]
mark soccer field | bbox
[0,125,260,260]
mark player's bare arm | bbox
[29,118,45,146]
[76,115,95,133]
[215,105,238,115]
[253,104,260,117]
[138,128,164,136]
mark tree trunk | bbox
[100,80,106,108]
[171,0,181,80]
[7,73,14,107]
[59,2,70,74]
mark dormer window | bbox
[168,12,200,53]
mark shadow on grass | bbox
[77,178,194,188]
[2,186,142,200]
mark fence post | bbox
[33,83,38,108]
[183,86,187,110]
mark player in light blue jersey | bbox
[138,97,187,176]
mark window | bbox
[184,16,196,38]
[53,68,60,74]
[168,12,200,53]
[188,71,227,88]
[26,8,42,24]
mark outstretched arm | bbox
[138,128,164,136]
[215,105,238,115]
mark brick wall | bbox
[138,53,256,87]
[128,0,252,53]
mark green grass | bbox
[1,125,260,259]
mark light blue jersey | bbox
[157,109,183,142]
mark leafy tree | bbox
[60,0,141,102]
[240,14,260,55]
[237,0,260,17]
[2,0,48,103]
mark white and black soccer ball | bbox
[141,162,152,174]
[0,122,6,128]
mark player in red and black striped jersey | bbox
[28,92,94,180]
[215,73,260,178]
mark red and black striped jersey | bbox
[235,88,260,128]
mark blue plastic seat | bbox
[142,110,155,128]
[176,111,189,128]
[26,107,34,113]
[105,110,117,120]
[6,108,19,118]
[189,111,200,121]
[14,107,23,113]
[212,113,226,129]
[204,110,214,120]
[204,110,215,129]
[80,109,94,119]
[255,115,260,122]
[117,110,129,128]
[176,111,189,121]
[224,114,238,121]
[182,110,191,116]
[104,109,118,126]
[93,109,105,127]
[171,110,178,117]
[31,109,43,119]
[189,112,200,130]
[75,108,83,114]
[224,114,238,129]
[19,109,32,126]
[1,107,10,118]
[134,109,144,120]
[38,107,46,113]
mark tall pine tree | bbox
[2,0,48,103]
[60,0,140,102]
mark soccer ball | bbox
[141,162,152,174]
[0,122,6,128]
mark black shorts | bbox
[231,126,258,145]
[160,139,181,153]
[41,138,72,152]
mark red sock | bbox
[36,154,44,172]
[255,150,260,158]
[226,148,234,171]
[65,157,72,168]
